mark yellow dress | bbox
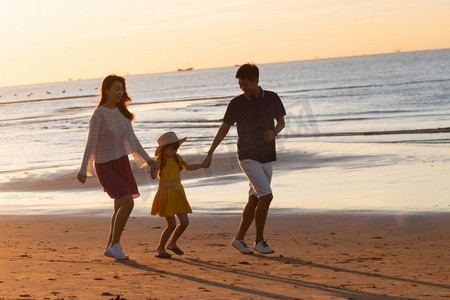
[151,154,192,217]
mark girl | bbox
[77,74,159,260]
[151,131,205,258]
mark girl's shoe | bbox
[167,246,184,255]
[155,252,172,258]
[108,243,129,260]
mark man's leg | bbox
[235,195,259,240]
[234,159,274,254]
[255,193,273,243]
[232,195,259,254]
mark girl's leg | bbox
[111,195,134,245]
[157,216,176,253]
[167,214,189,248]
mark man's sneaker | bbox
[104,247,113,258]
[231,238,253,254]
[253,241,275,254]
[108,243,129,260]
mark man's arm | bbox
[264,117,285,142]
[202,122,231,168]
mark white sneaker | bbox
[253,241,275,254]
[104,247,113,258]
[231,238,253,254]
[108,243,129,260]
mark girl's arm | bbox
[179,159,205,171]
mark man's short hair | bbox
[236,63,259,81]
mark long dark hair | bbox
[157,142,182,177]
[97,74,134,121]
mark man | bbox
[202,63,286,254]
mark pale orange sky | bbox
[1,0,449,87]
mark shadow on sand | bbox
[253,254,450,290]
[115,253,441,299]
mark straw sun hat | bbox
[155,131,187,156]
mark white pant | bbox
[239,159,273,198]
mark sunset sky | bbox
[1,0,449,87]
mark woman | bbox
[77,74,158,260]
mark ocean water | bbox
[1,49,449,215]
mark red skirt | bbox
[94,155,140,199]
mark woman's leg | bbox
[167,214,189,248]
[110,195,134,245]
[107,199,121,247]
[157,216,176,253]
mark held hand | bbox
[202,154,212,168]
[149,160,159,180]
[77,173,86,184]
[264,130,276,142]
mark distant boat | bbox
[177,67,193,72]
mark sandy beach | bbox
[1,138,449,299]
[1,49,449,299]
[0,212,448,299]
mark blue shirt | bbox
[223,88,286,163]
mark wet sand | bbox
[2,140,449,215]
[0,212,448,299]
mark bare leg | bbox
[255,193,273,243]
[167,214,189,248]
[111,195,134,245]
[235,195,259,240]
[106,200,120,248]
[157,216,176,254]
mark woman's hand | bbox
[77,173,87,183]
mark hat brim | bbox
[155,137,187,156]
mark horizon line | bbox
[1,47,449,89]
